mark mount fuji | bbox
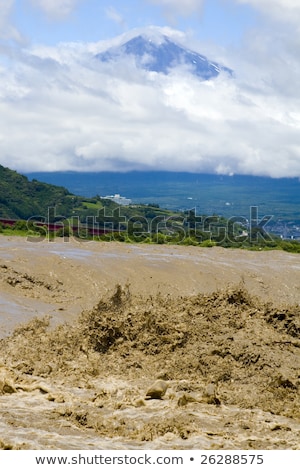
[96,30,232,80]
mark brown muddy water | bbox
[0,236,300,450]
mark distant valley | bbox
[25,171,300,239]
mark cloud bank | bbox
[0,1,299,177]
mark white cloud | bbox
[1,27,300,178]
[0,0,14,35]
[0,1,298,179]
[0,0,83,44]
[0,0,25,43]
[105,6,126,28]
[29,0,81,20]
[146,0,204,21]
[146,0,300,24]
[235,0,300,24]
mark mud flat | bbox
[0,236,299,450]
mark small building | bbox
[102,194,132,206]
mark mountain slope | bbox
[0,164,75,220]
[97,33,232,80]
[0,165,178,225]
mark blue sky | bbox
[1,0,300,177]
[12,0,257,46]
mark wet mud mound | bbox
[0,285,299,449]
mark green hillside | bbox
[0,164,75,219]
[0,164,177,224]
